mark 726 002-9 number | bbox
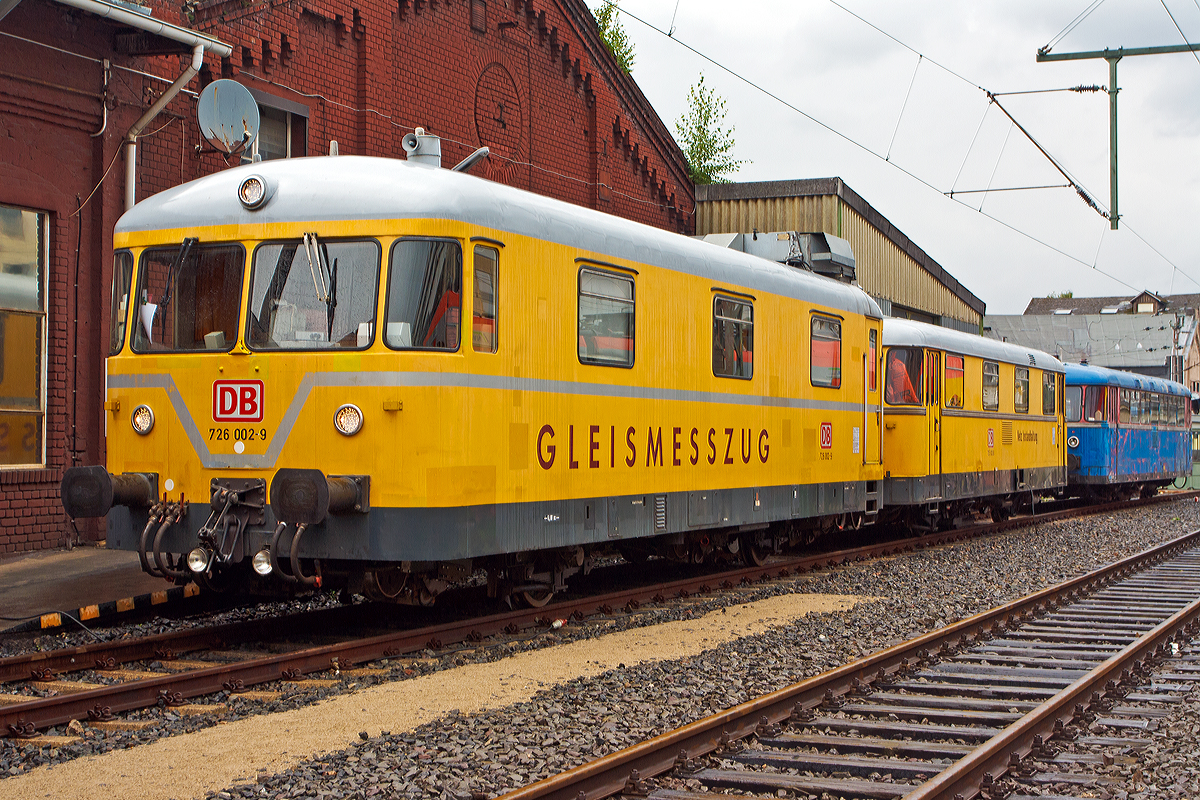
[208,427,267,441]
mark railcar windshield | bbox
[132,242,244,352]
[885,347,922,405]
[248,238,380,350]
[386,239,462,350]
[1065,386,1082,422]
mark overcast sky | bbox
[590,0,1200,314]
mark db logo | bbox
[819,422,833,449]
[987,428,995,448]
[212,380,264,422]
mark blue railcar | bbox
[1063,363,1192,497]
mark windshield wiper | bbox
[155,237,197,340]
[302,232,331,303]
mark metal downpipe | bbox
[124,43,204,210]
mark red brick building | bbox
[0,0,694,554]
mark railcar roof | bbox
[882,317,1064,372]
[1062,362,1189,395]
[117,156,882,319]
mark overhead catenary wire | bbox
[1159,0,1200,67]
[1042,0,1110,54]
[886,54,922,162]
[611,1,1192,294]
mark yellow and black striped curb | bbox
[3,582,201,634]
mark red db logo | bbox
[819,422,833,450]
[212,380,264,422]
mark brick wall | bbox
[0,0,692,555]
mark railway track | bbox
[497,527,1200,800]
[1,492,1191,742]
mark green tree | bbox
[1049,290,1074,298]
[593,1,635,75]
[674,74,747,185]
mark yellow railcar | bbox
[881,318,1066,526]
[63,145,886,605]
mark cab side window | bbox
[472,245,498,353]
[810,316,841,388]
[885,348,922,405]
[578,268,634,367]
[982,361,1000,411]
[712,296,753,379]
[1042,371,1056,415]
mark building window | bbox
[982,361,999,411]
[385,239,462,351]
[472,245,498,353]
[1042,371,1056,415]
[712,295,753,379]
[945,355,964,409]
[1014,367,1030,413]
[578,267,634,367]
[0,204,46,466]
[244,90,308,162]
[810,316,841,388]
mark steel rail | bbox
[494,528,1200,800]
[2,490,1182,684]
[2,492,1190,737]
[904,591,1200,799]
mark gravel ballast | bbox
[3,499,1200,800]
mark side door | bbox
[926,350,942,491]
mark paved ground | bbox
[0,545,169,629]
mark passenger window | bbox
[1042,371,1056,415]
[868,329,877,391]
[982,361,999,411]
[1065,386,1082,422]
[384,239,462,350]
[133,242,245,352]
[1014,368,1029,413]
[578,268,634,367]
[472,246,498,353]
[712,296,753,379]
[944,355,964,409]
[248,238,381,350]
[109,251,133,356]
[810,316,842,388]
[885,348,922,405]
[1120,390,1130,423]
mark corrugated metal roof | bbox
[983,313,1196,372]
[696,178,985,316]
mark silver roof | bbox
[117,156,882,319]
[983,313,1196,372]
[884,317,1065,372]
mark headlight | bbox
[238,175,270,209]
[252,549,273,576]
[131,404,155,435]
[334,404,363,436]
[186,547,211,573]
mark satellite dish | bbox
[197,79,260,154]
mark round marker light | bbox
[238,175,269,209]
[186,547,211,574]
[131,404,155,435]
[252,549,274,576]
[1067,435,1080,448]
[334,404,364,436]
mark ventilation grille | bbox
[654,495,667,531]
[1002,421,1013,446]
[1029,354,1037,365]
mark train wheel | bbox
[741,534,769,567]
[521,587,555,608]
